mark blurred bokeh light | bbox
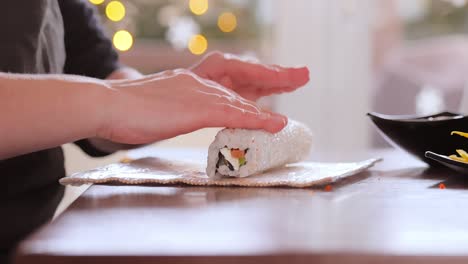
[218,12,237,33]
[166,16,200,50]
[89,0,105,5]
[113,30,133,51]
[106,1,126,22]
[189,0,209,16]
[188,34,208,55]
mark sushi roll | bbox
[206,120,313,178]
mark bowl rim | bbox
[367,111,465,123]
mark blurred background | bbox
[64,0,468,176]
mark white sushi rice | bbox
[206,120,313,178]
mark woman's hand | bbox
[191,51,309,101]
[98,69,288,145]
[0,66,296,159]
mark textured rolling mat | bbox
[60,157,381,188]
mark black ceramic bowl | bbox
[367,111,468,166]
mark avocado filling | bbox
[216,147,248,171]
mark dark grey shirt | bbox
[1,0,120,261]
[0,0,65,74]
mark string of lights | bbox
[88,0,238,55]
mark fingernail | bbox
[259,111,271,120]
[271,113,288,126]
[265,114,287,133]
[293,65,308,70]
[291,67,310,84]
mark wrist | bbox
[79,80,118,139]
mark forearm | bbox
[0,73,111,159]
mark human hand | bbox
[191,51,309,101]
[98,69,288,145]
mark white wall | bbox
[272,0,374,153]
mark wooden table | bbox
[13,148,468,264]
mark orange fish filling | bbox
[230,149,245,159]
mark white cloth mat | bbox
[60,157,381,188]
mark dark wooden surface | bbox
[13,148,468,264]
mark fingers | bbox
[229,85,296,101]
[224,57,310,90]
[194,52,310,92]
[202,97,288,133]
[221,104,287,133]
